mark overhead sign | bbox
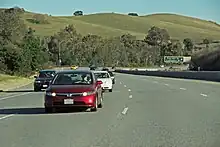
[164,56,184,63]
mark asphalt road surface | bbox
[1,73,220,147]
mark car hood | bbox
[48,85,95,93]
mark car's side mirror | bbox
[96,80,103,85]
[34,76,37,78]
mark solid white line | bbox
[129,95,133,99]
[180,88,186,90]
[0,114,15,120]
[164,83,169,86]
[122,107,128,115]
[200,93,208,97]
[0,92,31,101]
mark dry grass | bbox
[20,12,220,41]
[0,74,33,91]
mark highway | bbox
[1,73,220,147]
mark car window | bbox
[39,71,56,78]
[94,72,110,78]
[52,72,93,85]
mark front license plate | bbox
[64,99,74,104]
[43,85,47,87]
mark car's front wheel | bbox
[34,87,40,92]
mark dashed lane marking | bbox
[121,107,128,115]
[0,92,31,101]
[200,93,208,97]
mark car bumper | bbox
[101,85,112,90]
[34,83,50,89]
[44,95,96,108]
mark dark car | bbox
[44,70,103,113]
[34,69,57,91]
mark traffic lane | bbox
[112,73,220,147]
[118,73,220,101]
[0,83,34,99]
[0,81,130,147]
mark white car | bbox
[93,71,113,92]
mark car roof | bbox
[93,70,108,73]
[57,70,92,74]
[40,69,56,72]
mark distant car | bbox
[102,67,109,71]
[44,70,103,113]
[34,69,57,91]
[70,65,78,70]
[93,70,113,92]
[101,68,115,84]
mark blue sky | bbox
[1,0,219,22]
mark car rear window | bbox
[39,71,56,78]
[94,72,110,78]
[52,72,93,85]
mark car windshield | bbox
[52,72,93,85]
[94,72,110,78]
[39,71,56,78]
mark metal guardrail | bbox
[115,69,220,82]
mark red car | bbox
[44,70,103,113]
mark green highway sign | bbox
[164,56,184,63]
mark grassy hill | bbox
[20,11,220,42]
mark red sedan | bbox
[44,70,103,113]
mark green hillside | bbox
[21,12,220,41]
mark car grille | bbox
[55,93,82,97]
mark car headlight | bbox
[82,91,95,96]
[46,92,56,96]
[35,80,41,83]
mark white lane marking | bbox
[0,114,15,120]
[122,107,128,115]
[128,89,131,92]
[164,83,169,86]
[200,93,208,97]
[0,92,31,101]
[129,95,133,99]
[153,81,158,84]
[119,82,122,84]
[124,85,127,87]
[180,88,186,90]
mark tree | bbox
[203,38,210,48]
[73,11,83,16]
[183,38,193,55]
[128,13,138,16]
[144,26,170,46]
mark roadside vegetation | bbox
[0,6,220,80]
